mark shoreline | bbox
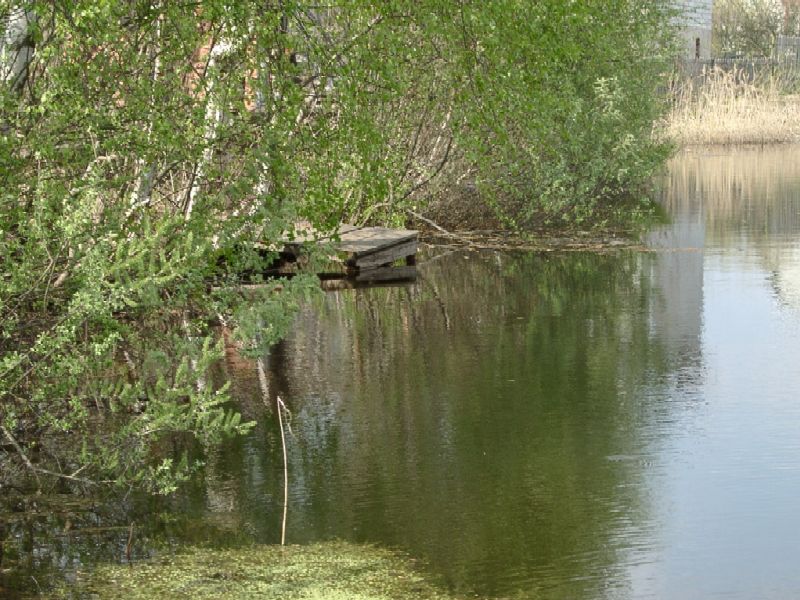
[419,141,800,253]
[419,229,650,253]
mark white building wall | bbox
[675,0,714,59]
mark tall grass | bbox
[661,66,800,145]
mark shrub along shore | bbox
[1,1,678,497]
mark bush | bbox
[0,1,676,494]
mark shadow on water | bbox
[6,146,800,599]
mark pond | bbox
[4,146,800,599]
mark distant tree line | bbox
[713,0,800,57]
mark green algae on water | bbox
[69,541,469,599]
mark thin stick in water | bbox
[276,396,289,546]
[256,359,290,546]
[125,521,135,562]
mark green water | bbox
[5,147,800,598]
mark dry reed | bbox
[660,66,800,145]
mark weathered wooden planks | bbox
[281,222,359,259]
[337,226,417,270]
[346,239,417,269]
[336,227,417,256]
[272,223,418,286]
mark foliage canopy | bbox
[0,0,675,494]
[713,0,785,57]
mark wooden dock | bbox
[280,223,418,287]
[336,226,417,270]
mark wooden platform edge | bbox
[348,239,418,269]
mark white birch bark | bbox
[1,5,36,94]
[127,8,163,215]
[185,39,233,221]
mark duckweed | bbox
[69,541,470,599]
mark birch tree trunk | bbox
[1,5,36,95]
[184,38,232,221]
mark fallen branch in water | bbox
[405,208,479,248]
[405,208,456,237]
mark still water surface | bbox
[216,146,800,599]
[6,147,800,598]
